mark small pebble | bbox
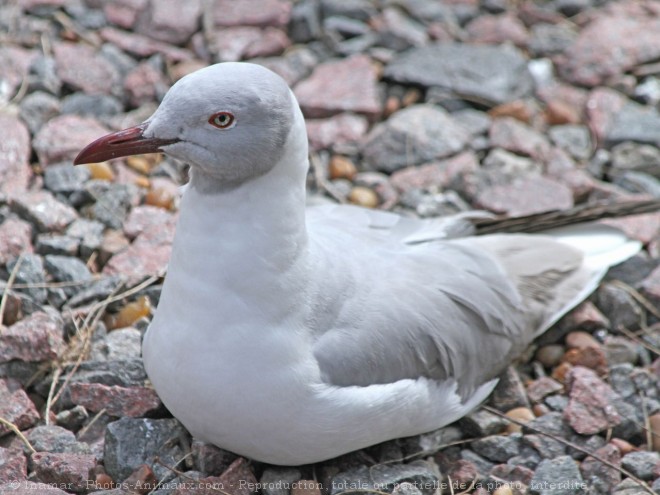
[144,187,176,210]
[565,331,600,349]
[505,407,535,434]
[535,344,565,368]
[348,186,379,208]
[329,155,358,181]
[105,295,152,330]
[84,162,115,181]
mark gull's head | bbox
[75,63,303,187]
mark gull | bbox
[75,62,641,465]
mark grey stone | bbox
[529,23,577,57]
[376,7,428,51]
[544,394,569,412]
[610,142,660,178]
[335,32,379,56]
[289,0,322,43]
[323,16,370,38]
[43,163,91,194]
[27,55,61,95]
[653,477,660,494]
[523,434,567,460]
[482,148,541,177]
[549,125,592,161]
[36,234,79,257]
[604,337,639,366]
[25,425,89,454]
[66,218,105,259]
[471,434,522,462]
[104,417,189,482]
[260,467,302,495]
[389,0,455,23]
[19,91,61,134]
[606,103,660,147]
[361,104,470,172]
[566,433,605,460]
[459,449,495,474]
[459,409,508,437]
[65,276,124,309]
[596,283,642,332]
[612,478,651,494]
[331,460,438,495]
[36,359,148,408]
[613,171,660,197]
[55,405,89,431]
[47,286,68,308]
[99,43,138,79]
[44,255,92,297]
[524,412,572,438]
[507,445,542,470]
[605,252,660,286]
[530,456,584,495]
[90,184,134,229]
[620,451,660,480]
[64,4,107,30]
[320,0,376,21]
[90,327,142,361]
[7,254,47,303]
[452,109,491,137]
[385,43,533,105]
[611,400,644,441]
[61,93,123,118]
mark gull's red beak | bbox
[73,123,179,165]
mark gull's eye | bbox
[209,112,235,129]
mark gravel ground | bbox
[0,0,659,494]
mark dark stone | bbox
[104,417,189,482]
[471,434,522,463]
[7,254,47,303]
[606,103,660,148]
[260,467,302,495]
[361,104,470,172]
[620,451,660,481]
[330,461,438,495]
[35,234,79,257]
[529,456,584,495]
[44,255,93,297]
[25,425,87,454]
[289,0,323,43]
[459,409,508,437]
[596,283,642,332]
[548,125,592,161]
[90,184,135,229]
[61,93,124,118]
[385,43,533,106]
[19,91,61,134]
[43,163,90,195]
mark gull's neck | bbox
[158,110,311,326]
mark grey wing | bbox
[307,205,591,399]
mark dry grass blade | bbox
[0,279,100,290]
[0,254,24,329]
[0,416,36,453]
[310,153,348,204]
[50,274,160,409]
[483,406,654,494]
[76,408,106,439]
[617,326,660,357]
[610,280,660,321]
[44,367,62,426]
